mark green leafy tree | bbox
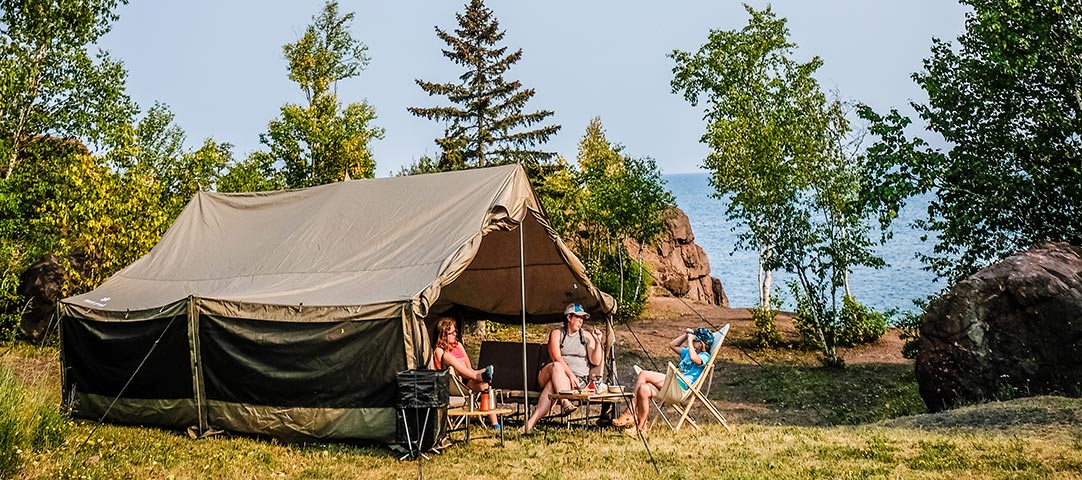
[217,153,283,193]
[860,0,1082,282]
[0,0,136,179]
[0,138,88,332]
[409,0,560,169]
[775,97,894,365]
[0,137,167,309]
[177,139,230,199]
[116,103,230,218]
[673,6,888,364]
[670,4,831,310]
[542,118,673,320]
[259,1,384,188]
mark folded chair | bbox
[652,323,731,432]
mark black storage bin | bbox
[396,369,450,408]
[395,369,449,453]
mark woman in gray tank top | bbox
[525,303,604,432]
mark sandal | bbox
[557,399,578,416]
[611,412,634,427]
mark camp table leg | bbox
[464,413,471,442]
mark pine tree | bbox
[408,0,560,169]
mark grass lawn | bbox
[13,398,1082,479]
[5,313,1082,479]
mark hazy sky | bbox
[99,1,970,176]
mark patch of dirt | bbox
[626,297,909,366]
[608,297,914,426]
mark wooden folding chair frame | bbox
[651,324,732,432]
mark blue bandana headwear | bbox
[693,327,714,349]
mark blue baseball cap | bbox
[564,303,590,319]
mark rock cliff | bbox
[625,207,728,306]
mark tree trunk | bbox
[843,269,851,298]
[618,246,625,308]
[758,246,773,309]
[797,268,840,367]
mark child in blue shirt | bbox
[613,327,714,436]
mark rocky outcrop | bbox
[915,242,1082,412]
[625,207,728,306]
[18,255,67,342]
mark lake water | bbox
[664,173,944,314]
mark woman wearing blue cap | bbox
[612,327,714,436]
[524,303,605,432]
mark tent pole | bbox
[187,296,207,435]
[519,216,530,427]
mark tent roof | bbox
[62,165,615,321]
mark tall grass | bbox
[0,364,68,477]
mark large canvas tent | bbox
[59,164,615,443]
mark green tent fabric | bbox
[59,164,615,442]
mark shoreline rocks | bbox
[625,207,728,307]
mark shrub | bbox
[0,242,29,339]
[791,286,825,350]
[895,296,933,359]
[836,296,889,347]
[750,306,782,348]
[590,254,651,321]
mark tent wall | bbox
[197,314,403,441]
[61,314,197,429]
[199,315,402,408]
[60,300,423,442]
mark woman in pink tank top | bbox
[433,317,498,427]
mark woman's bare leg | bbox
[526,382,554,430]
[526,363,574,430]
[631,370,664,431]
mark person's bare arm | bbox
[586,325,604,366]
[687,333,704,365]
[669,329,691,355]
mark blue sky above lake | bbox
[99,1,969,176]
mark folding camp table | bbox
[548,390,632,435]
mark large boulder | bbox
[915,242,1082,412]
[17,255,67,342]
[625,207,728,307]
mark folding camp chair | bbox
[447,373,476,431]
[651,323,732,432]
